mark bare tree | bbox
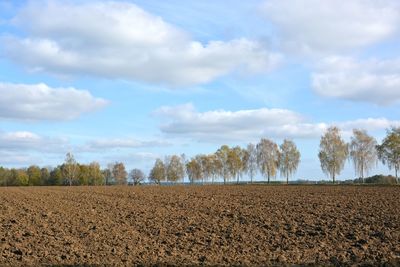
[130,168,145,185]
[63,152,79,186]
[246,143,258,183]
[112,162,128,185]
[377,127,400,183]
[257,139,280,183]
[318,126,348,184]
[279,139,301,184]
[166,155,185,183]
[149,158,166,185]
[349,129,378,182]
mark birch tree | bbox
[216,145,231,184]
[349,129,378,182]
[89,162,104,185]
[186,157,203,184]
[112,162,128,185]
[149,159,166,185]
[63,152,79,186]
[377,127,400,183]
[279,139,300,184]
[256,139,280,183]
[228,146,243,184]
[318,127,348,184]
[166,155,185,183]
[246,143,258,183]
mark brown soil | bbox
[0,185,399,266]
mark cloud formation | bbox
[0,82,108,121]
[0,151,39,166]
[261,0,400,54]
[79,138,170,152]
[0,130,68,152]
[312,56,400,105]
[155,104,400,142]
[3,1,280,86]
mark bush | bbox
[361,175,397,184]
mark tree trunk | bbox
[286,173,289,184]
[267,174,270,184]
[360,167,363,183]
[332,173,335,184]
[395,167,398,184]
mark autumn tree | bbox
[88,162,104,185]
[78,164,91,185]
[186,157,203,184]
[209,154,222,184]
[41,168,50,185]
[103,163,114,185]
[166,155,185,183]
[376,127,400,183]
[112,162,128,185]
[228,146,244,184]
[246,143,258,183]
[349,129,378,182]
[63,152,79,186]
[240,147,249,182]
[318,126,348,184]
[0,167,8,186]
[257,138,280,183]
[130,168,145,185]
[279,139,301,184]
[27,165,42,186]
[202,154,216,183]
[9,169,28,186]
[49,167,63,185]
[149,158,166,185]
[216,145,231,184]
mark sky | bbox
[0,0,400,181]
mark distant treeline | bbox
[0,127,399,186]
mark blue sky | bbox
[1,0,400,181]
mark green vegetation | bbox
[1,127,399,186]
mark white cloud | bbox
[0,130,68,152]
[261,0,400,54]
[0,151,40,166]
[154,103,322,141]
[339,118,400,133]
[0,130,169,166]
[100,152,160,171]
[79,138,170,152]
[0,82,108,120]
[312,56,400,105]
[3,1,280,86]
[155,103,400,142]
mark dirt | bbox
[0,185,399,266]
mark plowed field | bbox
[1,185,399,266]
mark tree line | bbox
[0,127,399,186]
[319,126,400,184]
[148,139,300,185]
